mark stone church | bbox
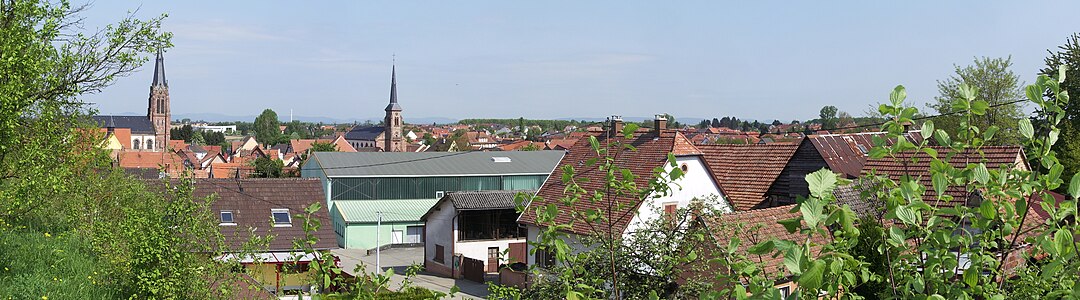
[93,50,171,151]
[345,65,406,152]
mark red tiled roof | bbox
[698,143,799,211]
[841,146,1043,250]
[203,145,222,156]
[807,132,923,178]
[290,136,357,154]
[117,150,186,176]
[545,138,579,150]
[167,140,187,151]
[861,146,1025,209]
[497,140,541,151]
[703,204,824,276]
[519,130,701,235]
[113,128,132,149]
[211,163,254,178]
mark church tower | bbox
[383,65,405,152]
[147,50,170,150]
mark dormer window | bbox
[272,209,292,227]
[220,211,235,225]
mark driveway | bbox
[332,247,491,299]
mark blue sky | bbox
[81,1,1080,123]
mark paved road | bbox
[332,247,491,299]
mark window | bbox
[434,244,445,264]
[491,156,511,163]
[680,163,689,173]
[405,226,423,244]
[146,139,154,151]
[133,139,140,150]
[778,286,791,299]
[435,191,445,199]
[272,209,291,227]
[536,249,556,268]
[664,203,678,227]
[219,211,235,225]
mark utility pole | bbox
[376,211,382,272]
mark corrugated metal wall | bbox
[330,175,546,200]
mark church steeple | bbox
[152,49,167,87]
[383,63,404,152]
[385,64,401,111]
[148,49,171,151]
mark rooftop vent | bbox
[491,156,512,163]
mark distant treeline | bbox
[457,118,596,133]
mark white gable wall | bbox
[525,155,731,266]
[424,200,455,274]
[622,155,730,237]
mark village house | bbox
[689,145,1042,296]
[691,204,813,297]
[697,143,800,210]
[421,190,530,279]
[464,131,499,150]
[517,115,733,268]
[149,178,336,295]
[301,150,564,250]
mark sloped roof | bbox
[117,150,185,176]
[861,146,1025,209]
[497,140,539,151]
[307,150,564,177]
[832,181,883,218]
[518,130,705,235]
[162,178,335,251]
[345,126,385,141]
[290,137,357,154]
[698,143,799,211]
[702,204,824,276]
[92,115,156,134]
[334,199,438,223]
[545,138,579,150]
[421,190,530,220]
[446,190,527,210]
[806,131,924,178]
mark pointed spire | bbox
[385,63,402,111]
[152,49,167,87]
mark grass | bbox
[0,229,118,299]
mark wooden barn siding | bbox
[766,140,829,203]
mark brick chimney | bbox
[608,115,624,135]
[654,114,668,132]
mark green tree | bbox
[284,120,307,139]
[0,1,252,297]
[191,130,205,145]
[819,105,839,129]
[1043,33,1080,184]
[204,131,225,145]
[310,141,337,152]
[250,157,283,178]
[253,109,280,146]
[930,56,1025,144]
[171,124,193,141]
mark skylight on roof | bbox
[272,209,291,227]
[491,156,512,163]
